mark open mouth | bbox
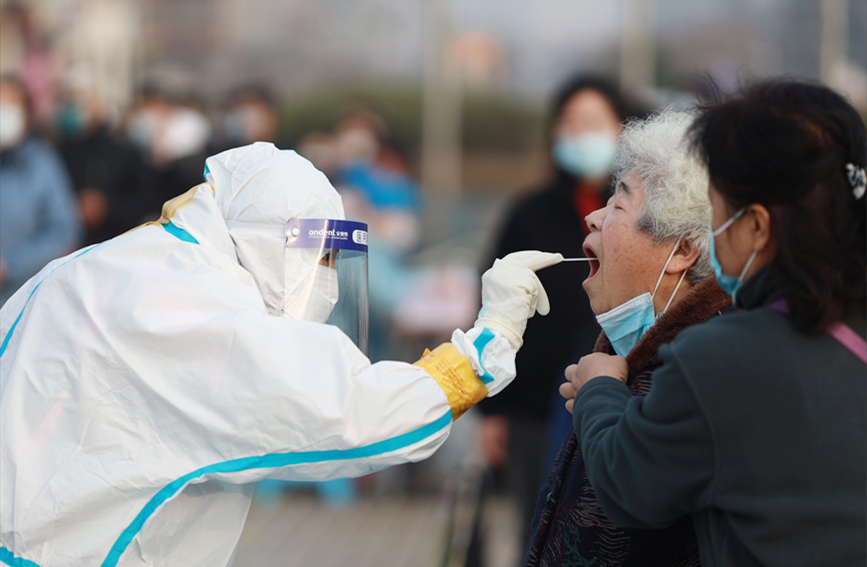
[582,244,600,280]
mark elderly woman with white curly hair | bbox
[524,108,732,567]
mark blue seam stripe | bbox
[472,327,497,384]
[0,301,27,358]
[1,547,42,567]
[162,222,199,244]
[0,223,191,358]
[0,246,97,359]
[0,220,191,359]
[102,410,453,567]
[203,163,210,181]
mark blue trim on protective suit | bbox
[0,246,96,358]
[163,222,199,244]
[472,327,497,384]
[101,409,453,567]
[1,224,193,358]
[1,547,42,567]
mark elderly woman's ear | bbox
[664,238,702,274]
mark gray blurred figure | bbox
[214,83,280,151]
[0,74,81,306]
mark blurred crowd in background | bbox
[0,65,486,354]
[1,1,866,565]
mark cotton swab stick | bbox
[560,257,597,262]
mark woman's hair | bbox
[615,107,713,283]
[542,74,634,186]
[690,79,867,332]
[550,74,631,126]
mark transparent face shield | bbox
[285,218,369,356]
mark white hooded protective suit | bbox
[0,143,520,567]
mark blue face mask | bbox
[596,239,687,357]
[553,133,617,178]
[56,103,86,139]
[709,208,757,302]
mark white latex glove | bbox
[473,250,563,350]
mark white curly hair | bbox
[614,107,713,282]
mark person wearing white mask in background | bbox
[0,141,562,567]
[0,74,81,306]
[524,108,732,567]
[215,83,280,150]
[122,85,169,164]
[151,96,213,200]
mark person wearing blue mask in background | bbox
[525,107,731,566]
[563,80,866,567]
[474,74,639,562]
[0,74,81,306]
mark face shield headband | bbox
[285,218,369,355]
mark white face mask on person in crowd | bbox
[595,239,688,357]
[0,103,26,151]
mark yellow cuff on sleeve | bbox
[414,343,489,420]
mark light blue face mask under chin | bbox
[595,240,687,357]
[553,133,617,178]
[595,293,657,357]
[709,209,757,302]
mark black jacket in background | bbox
[480,173,603,420]
[59,127,159,245]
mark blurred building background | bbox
[2,0,864,196]
[1,1,864,565]
[5,0,861,277]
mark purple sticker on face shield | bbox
[285,218,368,252]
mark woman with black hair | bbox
[563,79,866,567]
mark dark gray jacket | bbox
[574,268,866,567]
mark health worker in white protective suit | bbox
[0,142,563,567]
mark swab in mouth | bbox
[561,257,598,262]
